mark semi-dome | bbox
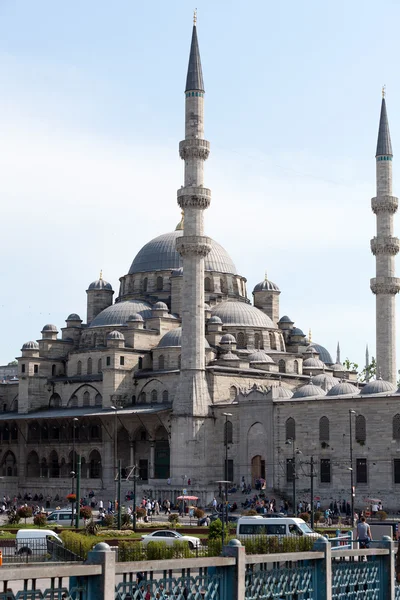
[129,231,237,275]
[153,302,168,310]
[361,378,396,395]
[220,334,236,344]
[22,341,39,350]
[158,327,210,349]
[326,382,360,396]
[311,374,339,391]
[308,343,333,365]
[292,382,326,399]
[88,278,113,291]
[253,277,280,293]
[67,313,81,321]
[127,313,144,322]
[42,324,58,332]
[208,316,223,324]
[303,357,325,369]
[107,330,125,340]
[211,301,276,329]
[248,351,274,364]
[89,300,152,327]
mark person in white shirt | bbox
[372,503,379,516]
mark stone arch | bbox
[77,361,82,376]
[224,420,233,444]
[230,386,238,401]
[26,450,40,478]
[52,364,57,377]
[151,389,158,403]
[1,450,17,477]
[49,393,61,409]
[49,450,60,478]
[278,359,286,373]
[158,355,165,370]
[293,360,299,374]
[319,416,329,442]
[97,358,102,373]
[162,390,169,403]
[95,393,102,407]
[89,449,102,479]
[269,332,277,350]
[67,384,101,407]
[87,358,92,375]
[156,276,163,291]
[204,277,212,292]
[143,277,148,292]
[10,395,18,412]
[247,422,266,486]
[285,417,295,440]
[83,391,90,407]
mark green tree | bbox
[343,358,359,372]
[7,360,17,366]
[359,357,376,382]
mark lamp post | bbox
[222,412,233,548]
[110,406,121,514]
[71,418,78,526]
[349,409,356,526]
[286,438,301,516]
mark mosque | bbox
[1,19,400,509]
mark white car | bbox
[141,530,201,549]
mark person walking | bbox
[356,516,372,549]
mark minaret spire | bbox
[370,92,400,384]
[336,342,341,364]
[365,344,370,383]
[185,17,204,93]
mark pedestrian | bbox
[356,516,372,549]
[372,502,379,516]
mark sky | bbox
[0,0,399,370]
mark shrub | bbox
[17,506,33,525]
[119,541,145,562]
[298,512,310,523]
[208,518,228,541]
[168,513,180,527]
[242,535,315,555]
[314,511,322,524]
[80,506,92,521]
[136,507,146,520]
[85,520,99,536]
[7,509,20,525]
[33,513,47,528]
[60,531,96,560]
[193,508,205,519]
[376,510,387,521]
[102,514,114,528]
[121,513,132,527]
[242,509,258,516]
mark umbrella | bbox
[364,498,381,503]
[176,495,198,501]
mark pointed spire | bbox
[308,328,312,343]
[99,270,103,280]
[336,341,341,364]
[185,18,204,92]
[376,94,393,157]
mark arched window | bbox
[49,450,60,478]
[52,364,56,377]
[319,416,330,442]
[279,360,286,373]
[151,389,158,403]
[393,414,400,440]
[138,357,143,369]
[220,278,226,293]
[286,417,295,441]
[90,424,101,440]
[230,386,237,401]
[254,333,260,350]
[178,355,181,369]
[355,415,366,443]
[237,332,245,349]
[293,360,299,374]
[28,422,39,442]
[156,276,163,291]
[26,451,40,478]
[269,333,277,350]
[87,358,92,375]
[93,333,97,348]
[70,395,78,408]
[83,391,90,407]
[1,451,17,477]
[95,393,102,407]
[158,355,165,370]
[204,277,211,292]
[49,393,61,408]
[77,361,82,376]
[224,420,233,444]
[140,392,146,403]
[89,450,102,479]
[97,358,102,373]
[162,390,169,403]
[2,424,9,442]
[143,277,148,292]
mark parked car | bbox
[209,513,240,523]
[140,530,201,549]
[47,509,84,526]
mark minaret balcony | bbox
[370,276,400,295]
[370,236,400,256]
[371,195,398,214]
[179,139,210,160]
[176,235,212,257]
[177,186,211,209]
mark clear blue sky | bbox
[0,0,399,371]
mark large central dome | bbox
[129,231,237,275]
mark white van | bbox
[16,529,63,556]
[236,516,320,538]
[47,509,84,526]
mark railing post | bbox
[222,539,246,600]
[85,542,116,600]
[313,537,332,600]
[380,535,395,600]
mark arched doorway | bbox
[247,422,267,486]
[251,455,265,485]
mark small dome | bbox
[220,334,236,344]
[88,277,113,291]
[22,341,39,350]
[211,301,275,329]
[303,357,325,368]
[171,267,183,278]
[253,277,280,293]
[361,378,396,395]
[89,300,152,327]
[308,343,333,365]
[278,315,294,324]
[153,302,168,310]
[158,327,210,349]
[311,374,339,391]
[248,351,274,364]
[42,324,58,332]
[331,362,345,372]
[67,313,81,321]
[222,351,239,361]
[107,330,125,341]
[272,384,294,398]
[305,345,318,355]
[291,327,305,337]
[127,313,144,322]
[327,382,360,397]
[208,316,223,324]
[292,382,326,398]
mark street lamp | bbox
[349,410,356,526]
[110,405,122,520]
[222,412,233,548]
[286,438,301,516]
[71,418,79,526]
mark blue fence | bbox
[0,537,398,599]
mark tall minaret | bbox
[365,344,370,382]
[336,342,341,364]
[370,90,400,384]
[174,12,212,416]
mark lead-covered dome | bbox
[292,382,326,398]
[211,301,276,329]
[361,378,396,395]
[88,278,113,291]
[22,341,39,350]
[129,231,237,275]
[248,351,275,364]
[42,324,58,332]
[107,330,125,340]
[311,373,339,391]
[89,300,152,327]
[326,382,360,396]
[308,343,333,365]
[253,277,280,293]
[158,327,210,348]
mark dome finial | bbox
[193,8,197,25]
[382,84,386,98]
[308,328,312,343]
[175,210,184,231]
[99,270,103,280]
[265,270,268,280]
